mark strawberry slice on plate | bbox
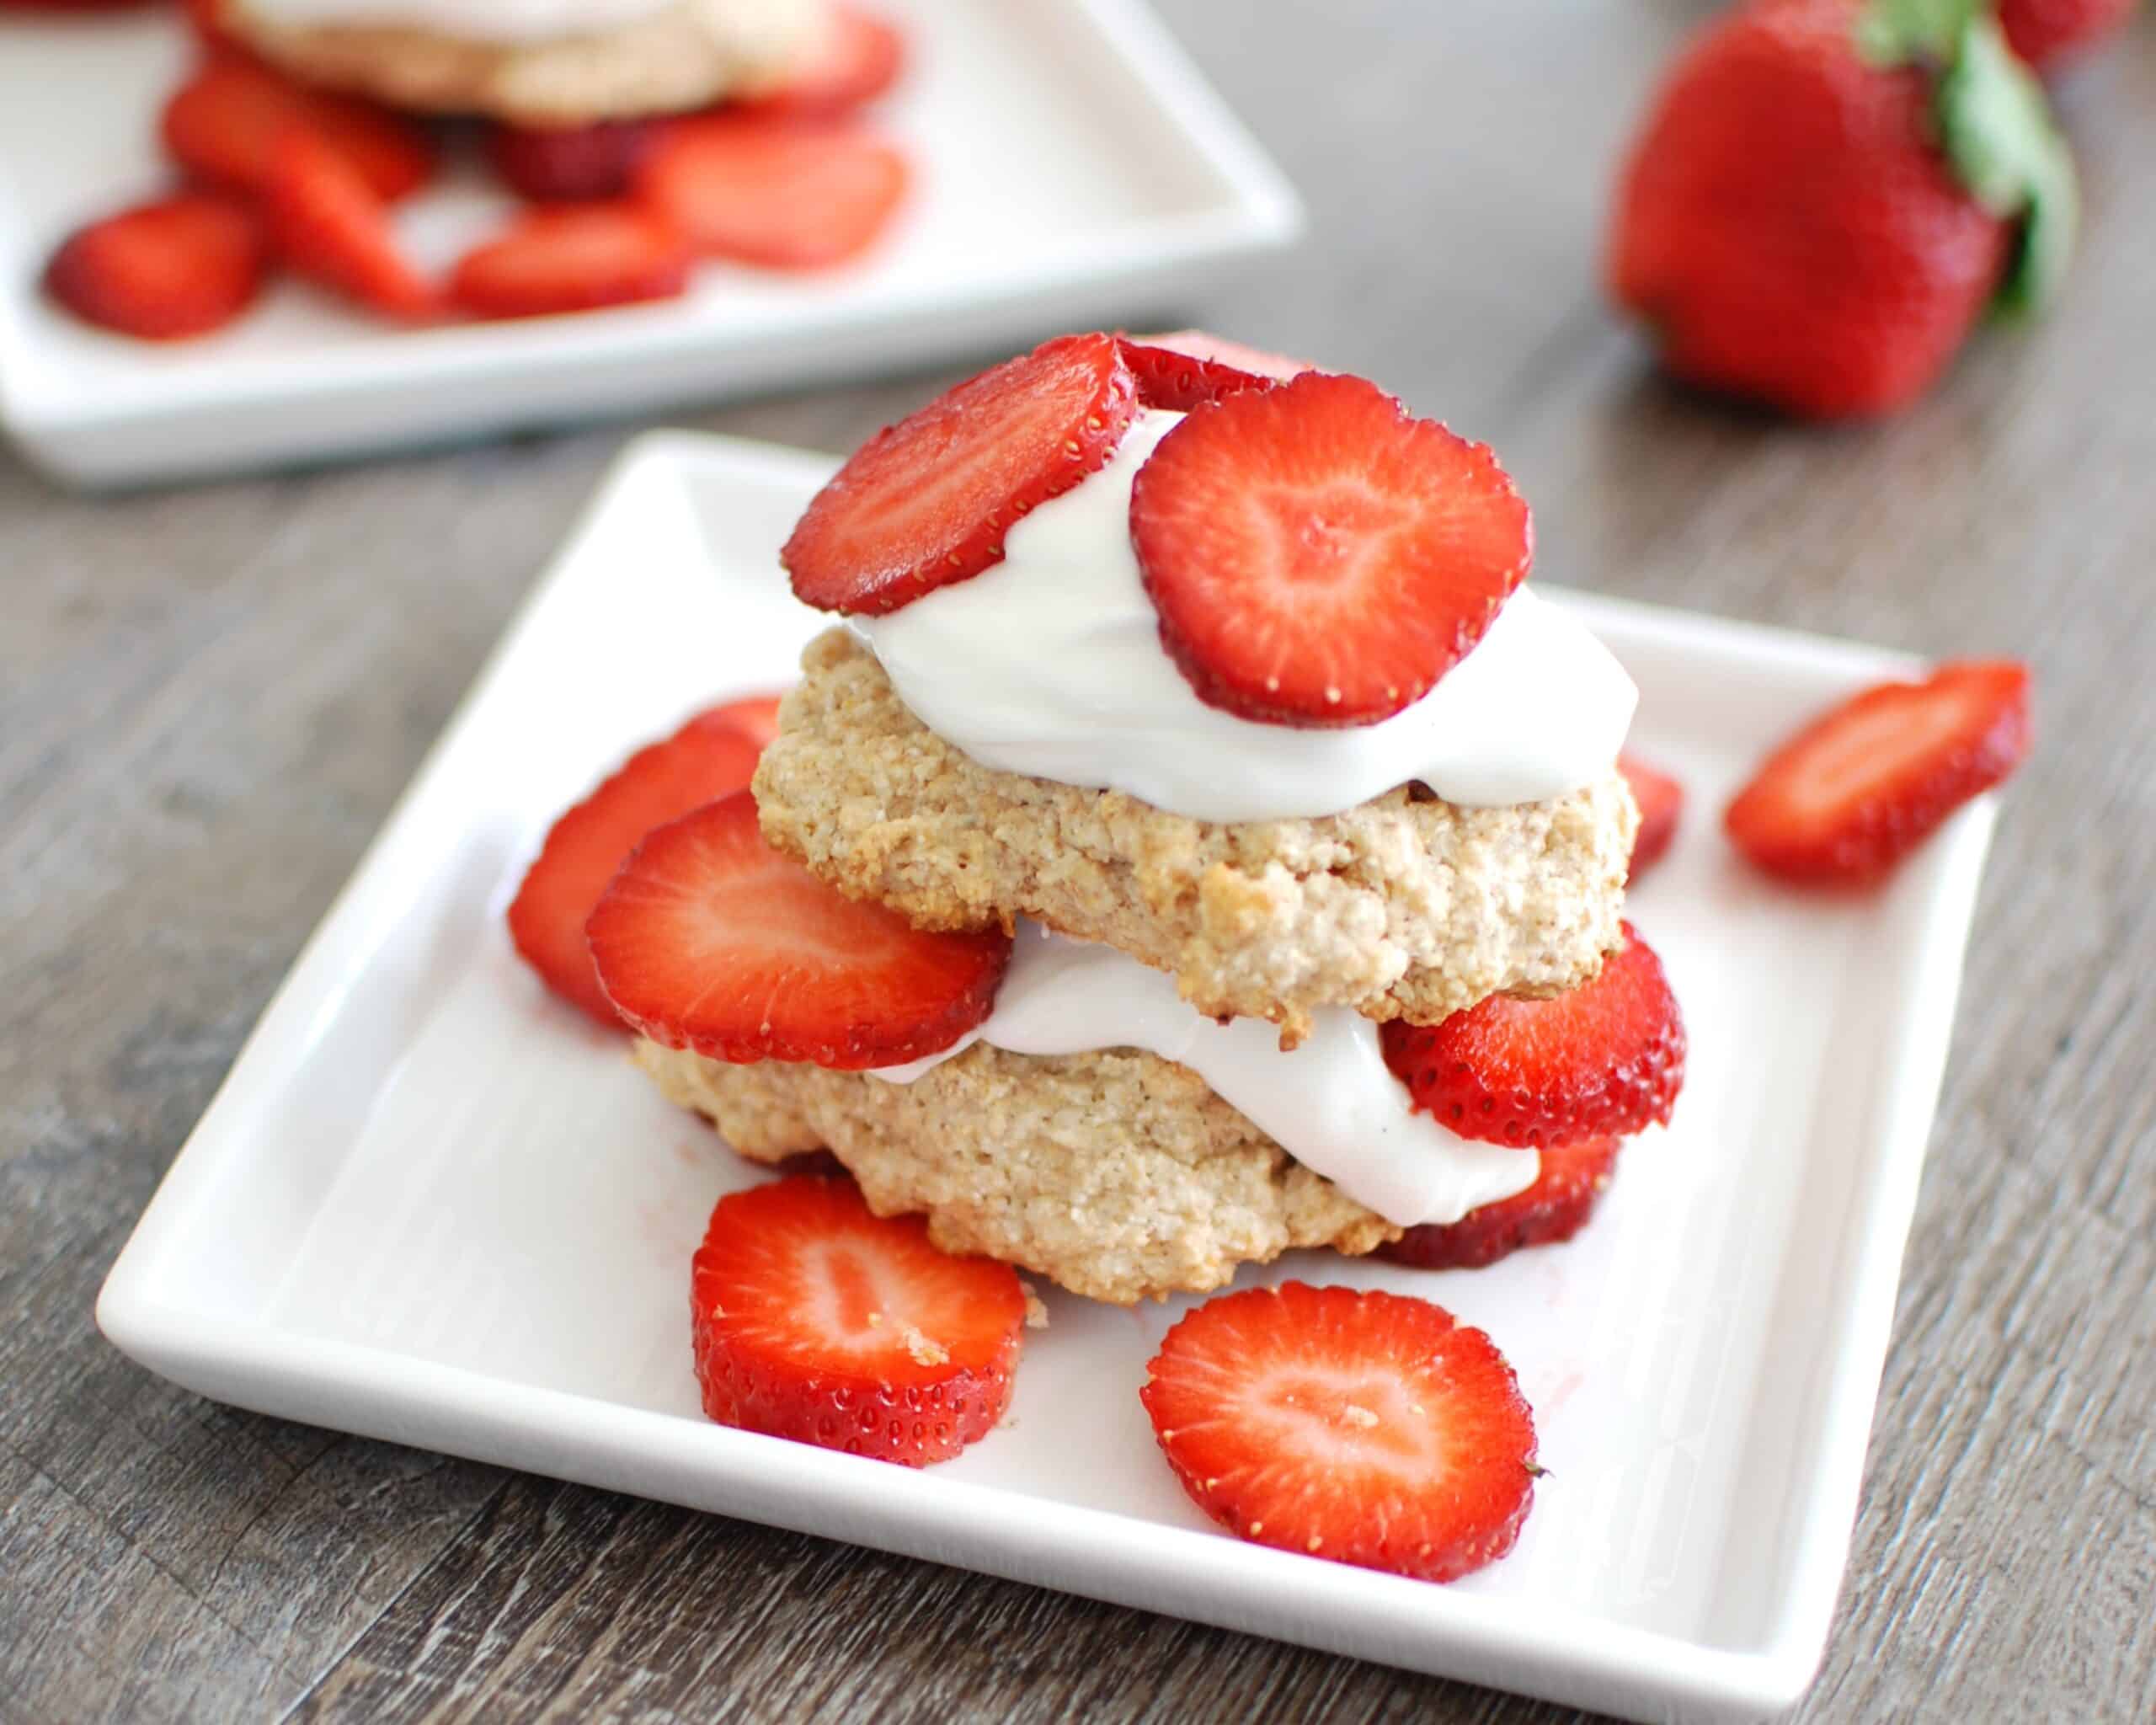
[1141,1282,1538,1582]
[1381,922,1685,1149]
[1725,660,2031,884]
[1129,371,1534,727]
[1619,751,1684,881]
[163,57,437,203]
[735,5,905,116]
[451,204,691,319]
[1384,1136,1621,1272]
[638,115,908,270]
[587,789,1011,1067]
[507,705,767,1026]
[487,119,655,203]
[691,1174,1025,1466]
[43,193,266,341]
[782,331,1139,616]
[264,127,437,319]
[691,692,787,750]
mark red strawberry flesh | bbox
[782,331,1139,616]
[507,706,766,1026]
[1619,751,1685,880]
[1724,660,2031,884]
[1384,1136,1622,1272]
[586,789,1010,1067]
[637,115,908,270]
[1129,371,1533,727]
[488,119,655,203]
[44,193,266,341]
[451,203,690,319]
[1380,923,1686,1149]
[162,57,436,203]
[690,692,787,750]
[1141,1281,1537,1583]
[1134,328,1315,382]
[265,126,437,319]
[691,1173,1024,1466]
[1118,336,1288,412]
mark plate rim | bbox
[95,429,1999,1722]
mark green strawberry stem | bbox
[1861,0,2079,314]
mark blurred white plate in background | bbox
[99,431,1997,1723]
[0,0,1299,487]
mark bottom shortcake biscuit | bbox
[636,1039,1396,1305]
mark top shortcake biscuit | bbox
[754,629,1638,1045]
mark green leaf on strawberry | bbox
[1861,0,2078,315]
[1937,18,2078,312]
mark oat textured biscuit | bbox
[754,629,1638,1044]
[227,0,823,126]
[637,1039,1396,1305]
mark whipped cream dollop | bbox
[871,924,1537,1229]
[854,409,1638,825]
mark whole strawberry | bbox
[1609,0,2076,418]
[2000,0,2143,71]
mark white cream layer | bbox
[855,408,1638,825]
[869,924,1537,1229]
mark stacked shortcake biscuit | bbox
[597,332,1685,1304]
[219,0,830,126]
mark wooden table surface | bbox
[5,4,2153,1720]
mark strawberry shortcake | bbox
[581,332,1687,1305]
[217,0,831,126]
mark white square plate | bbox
[0,0,1298,487]
[98,432,1998,1724]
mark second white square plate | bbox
[99,431,1997,1722]
[0,0,1299,486]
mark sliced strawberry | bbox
[451,203,690,319]
[1129,372,1534,728]
[1381,924,1685,1150]
[507,712,765,1026]
[487,119,655,203]
[1725,660,2031,884]
[1384,1137,1621,1273]
[1141,1282,1537,1583]
[588,789,1010,1066]
[689,692,787,750]
[1124,330,1315,408]
[637,115,907,270]
[783,332,1139,616]
[1619,751,1684,881]
[162,58,436,203]
[264,126,437,319]
[735,5,905,116]
[691,1174,1024,1466]
[1118,338,1280,414]
[44,192,265,342]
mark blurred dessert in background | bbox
[217,0,827,125]
[34,0,910,339]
